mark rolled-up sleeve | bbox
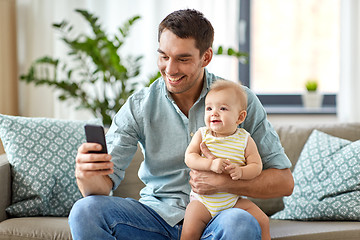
[106,94,143,190]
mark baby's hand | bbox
[210,158,230,173]
[226,164,243,180]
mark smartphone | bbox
[84,124,108,154]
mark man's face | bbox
[157,29,212,96]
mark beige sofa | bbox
[1,122,360,240]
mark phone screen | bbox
[84,124,108,154]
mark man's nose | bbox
[165,59,178,75]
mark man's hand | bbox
[189,169,226,195]
[75,143,114,196]
[76,143,114,178]
[189,142,229,195]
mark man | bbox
[69,9,294,240]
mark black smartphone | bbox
[84,124,108,154]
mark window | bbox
[239,0,339,113]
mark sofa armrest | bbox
[0,154,11,222]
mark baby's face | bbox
[204,89,242,137]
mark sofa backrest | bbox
[273,122,360,171]
[4,122,360,217]
[112,147,145,199]
[113,122,360,216]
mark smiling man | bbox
[69,9,293,240]
[156,26,213,116]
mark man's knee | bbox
[69,195,110,224]
[204,208,261,240]
[69,196,120,239]
[220,208,260,228]
[71,196,99,213]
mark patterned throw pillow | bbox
[0,114,102,217]
[272,130,360,220]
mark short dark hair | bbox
[158,9,214,56]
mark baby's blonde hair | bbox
[209,79,247,111]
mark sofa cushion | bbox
[0,114,101,217]
[0,217,72,240]
[272,130,360,220]
[270,219,360,240]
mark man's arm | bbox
[75,142,114,197]
[190,168,293,198]
[189,142,294,198]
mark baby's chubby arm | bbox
[226,136,262,180]
[185,130,229,174]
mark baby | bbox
[181,79,270,240]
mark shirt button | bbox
[190,132,194,137]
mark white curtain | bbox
[16,0,239,120]
[338,0,360,122]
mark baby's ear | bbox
[237,110,247,124]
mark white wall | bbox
[15,0,360,123]
[16,0,239,120]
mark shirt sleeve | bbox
[106,94,143,190]
[240,87,292,170]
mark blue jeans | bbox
[69,196,261,240]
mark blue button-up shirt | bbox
[106,69,291,226]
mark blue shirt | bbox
[106,69,291,226]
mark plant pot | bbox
[302,92,323,109]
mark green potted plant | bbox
[20,9,160,126]
[302,79,323,109]
[21,9,247,126]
